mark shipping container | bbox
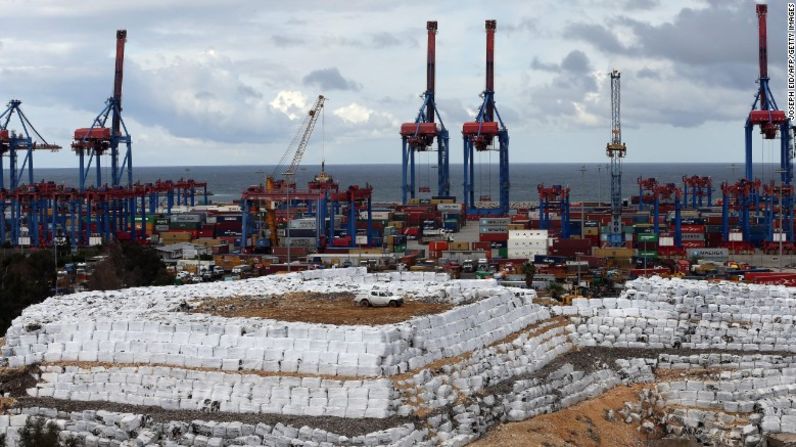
[437,203,463,212]
[685,247,729,260]
[637,250,658,258]
[681,232,705,241]
[636,233,658,243]
[479,225,509,233]
[479,232,508,242]
[170,214,203,223]
[681,224,705,233]
[479,217,511,226]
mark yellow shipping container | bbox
[350,248,382,254]
[507,224,525,230]
[448,241,469,251]
[592,247,634,258]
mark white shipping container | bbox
[170,214,202,223]
[287,237,316,248]
[480,217,511,226]
[508,248,547,259]
[508,239,548,247]
[480,226,508,234]
[437,203,463,212]
[17,236,31,246]
[362,211,392,221]
[289,219,317,230]
[729,232,743,241]
[89,236,103,246]
[355,235,369,245]
[509,229,548,240]
[658,236,674,247]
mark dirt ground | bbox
[186,292,452,325]
[471,384,656,447]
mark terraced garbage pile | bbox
[1,269,796,446]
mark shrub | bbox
[18,417,60,447]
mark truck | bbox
[231,264,252,275]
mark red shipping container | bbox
[681,225,705,233]
[429,241,449,251]
[681,241,706,248]
[744,272,796,286]
[479,232,508,242]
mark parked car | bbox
[353,288,404,307]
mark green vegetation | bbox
[548,282,565,300]
[0,242,172,333]
[522,261,536,289]
[18,417,60,447]
[0,250,55,334]
[87,242,172,290]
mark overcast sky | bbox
[0,0,790,167]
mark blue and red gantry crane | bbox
[462,20,509,216]
[0,29,209,250]
[72,30,133,191]
[400,21,450,204]
[0,100,61,190]
[537,184,571,239]
[682,175,713,208]
[745,2,791,184]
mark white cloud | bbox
[0,0,777,165]
[270,90,309,120]
[333,103,372,124]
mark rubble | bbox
[3,273,796,445]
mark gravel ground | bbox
[7,346,790,440]
[484,346,788,397]
[14,396,416,437]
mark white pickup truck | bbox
[353,288,404,308]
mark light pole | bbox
[597,165,602,206]
[775,168,787,270]
[286,186,292,273]
[53,227,65,296]
[579,165,587,239]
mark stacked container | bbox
[507,229,549,260]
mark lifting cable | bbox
[426,150,431,193]
[488,146,493,202]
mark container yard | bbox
[3,2,796,447]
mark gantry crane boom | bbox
[274,95,325,179]
[606,70,626,247]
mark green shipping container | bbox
[498,247,508,258]
[638,250,658,258]
[393,244,406,253]
[637,233,658,243]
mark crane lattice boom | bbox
[606,70,626,247]
[275,95,325,178]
